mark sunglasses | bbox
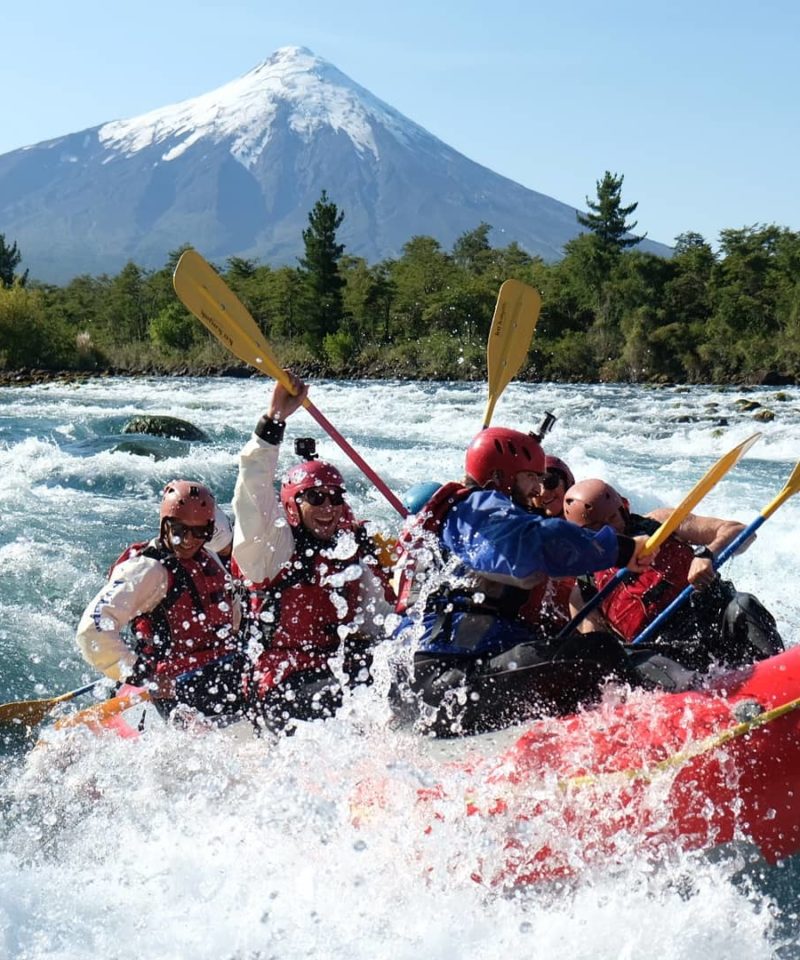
[299,488,346,507]
[541,472,564,491]
[167,519,214,542]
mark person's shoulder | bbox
[633,513,661,535]
[450,487,522,519]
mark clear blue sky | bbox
[3,0,798,249]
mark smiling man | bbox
[76,480,246,722]
[232,373,395,735]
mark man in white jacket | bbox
[232,373,394,734]
[76,480,246,721]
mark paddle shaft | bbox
[632,470,799,646]
[61,680,100,700]
[300,399,408,517]
[630,517,767,647]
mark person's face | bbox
[163,518,213,560]
[511,470,546,510]
[296,486,346,541]
[532,470,567,517]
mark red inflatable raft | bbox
[355,645,800,887]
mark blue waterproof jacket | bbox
[441,489,620,581]
[398,488,622,657]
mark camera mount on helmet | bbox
[533,411,557,443]
[294,437,319,462]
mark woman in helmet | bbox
[232,373,395,735]
[531,454,575,518]
[390,428,659,737]
[563,478,783,672]
[76,480,247,722]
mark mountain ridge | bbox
[0,46,670,283]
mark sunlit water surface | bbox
[1,376,800,959]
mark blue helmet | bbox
[402,481,442,514]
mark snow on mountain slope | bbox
[98,46,428,166]
[0,46,671,282]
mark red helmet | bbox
[465,427,546,496]
[280,460,346,527]
[545,455,575,490]
[563,479,628,530]
[160,480,216,528]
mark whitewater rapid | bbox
[2,376,799,958]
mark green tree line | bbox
[2,173,800,383]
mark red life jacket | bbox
[394,481,473,614]
[111,540,237,679]
[592,534,695,641]
[518,576,575,631]
[242,524,393,695]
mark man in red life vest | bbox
[76,481,247,721]
[232,373,395,735]
[389,428,679,737]
[563,479,783,671]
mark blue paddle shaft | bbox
[631,514,767,646]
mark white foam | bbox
[1,375,798,957]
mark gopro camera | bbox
[533,411,557,442]
[294,437,318,461]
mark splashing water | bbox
[1,376,799,958]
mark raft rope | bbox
[559,693,800,792]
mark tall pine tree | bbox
[0,234,29,287]
[577,171,644,255]
[298,190,347,347]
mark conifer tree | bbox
[577,171,645,254]
[298,190,347,346]
[0,234,29,287]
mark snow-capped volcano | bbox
[98,47,422,167]
[0,46,669,283]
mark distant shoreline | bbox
[0,365,797,389]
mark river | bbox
[1,375,799,958]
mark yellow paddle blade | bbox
[0,695,63,727]
[644,432,762,554]
[762,460,800,520]
[173,250,300,397]
[482,279,542,428]
[0,688,88,727]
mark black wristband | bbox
[255,414,286,445]
[615,534,636,568]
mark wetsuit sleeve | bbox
[441,489,621,581]
[232,433,295,585]
[75,554,168,681]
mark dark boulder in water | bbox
[752,408,776,422]
[122,415,209,441]
[112,437,191,460]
